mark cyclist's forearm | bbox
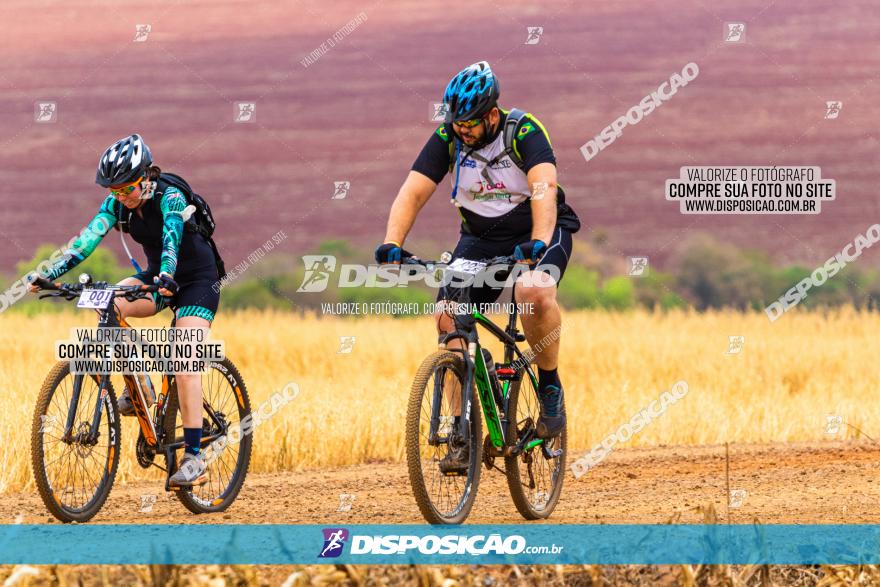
[43,204,116,280]
[528,164,557,243]
[160,188,186,276]
[531,196,556,244]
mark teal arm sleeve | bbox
[159,187,186,277]
[43,196,118,280]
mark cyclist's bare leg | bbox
[435,306,462,417]
[114,277,159,319]
[174,314,210,429]
[514,270,561,370]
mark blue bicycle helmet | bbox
[443,61,500,123]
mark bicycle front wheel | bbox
[406,350,482,525]
[31,361,121,523]
[163,358,252,514]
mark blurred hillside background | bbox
[1,0,878,310]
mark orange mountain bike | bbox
[29,274,252,523]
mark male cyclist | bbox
[28,134,220,486]
[375,61,580,473]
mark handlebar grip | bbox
[29,275,58,290]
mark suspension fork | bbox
[62,374,84,442]
[86,374,109,444]
[457,350,475,443]
[80,317,118,445]
[428,369,444,446]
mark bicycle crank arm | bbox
[504,427,536,457]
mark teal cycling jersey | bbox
[44,186,205,281]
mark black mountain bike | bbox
[29,274,252,523]
[404,255,566,524]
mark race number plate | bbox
[77,289,114,309]
[447,258,487,275]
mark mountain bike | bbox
[29,274,252,523]
[404,255,566,524]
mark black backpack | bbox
[114,173,226,280]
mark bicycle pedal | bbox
[169,475,209,489]
[442,470,465,477]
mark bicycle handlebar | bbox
[29,275,161,302]
[401,254,520,269]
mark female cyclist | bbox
[29,134,220,486]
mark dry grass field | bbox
[1,307,879,494]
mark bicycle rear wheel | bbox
[31,361,121,523]
[504,373,566,519]
[406,350,482,525]
[162,358,252,514]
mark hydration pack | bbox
[114,173,226,280]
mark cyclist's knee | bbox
[515,272,558,310]
[435,307,454,334]
[115,277,152,319]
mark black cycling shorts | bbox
[437,226,573,307]
[133,264,220,322]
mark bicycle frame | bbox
[63,299,228,472]
[434,281,542,456]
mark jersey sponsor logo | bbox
[468,180,508,193]
[473,192,514,202]
[489,159,512,169]
[459,156,477,168]
[468,180,511,201]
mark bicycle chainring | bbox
[136,430,155,469]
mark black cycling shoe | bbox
[439,443,470,475]
[536,384,566,439]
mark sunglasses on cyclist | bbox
[109,177,144,197]
[452,117,485,129]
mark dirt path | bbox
[4,441,880,524]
